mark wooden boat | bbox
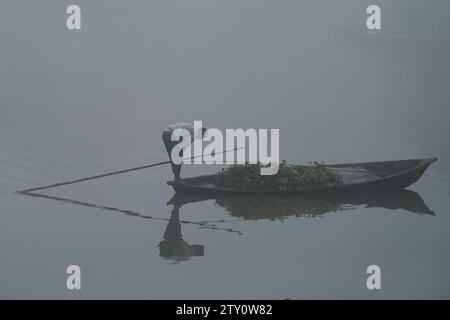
[167,158,437,195]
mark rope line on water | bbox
[17,160,170,193]
[16,148,240,194]
[19,191,242,235]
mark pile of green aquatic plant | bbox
[214,160,343,191]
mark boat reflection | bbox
[159,189,433,262]
[19,188,434,264]
[167,189,434,220]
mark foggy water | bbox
[1,1,450,298]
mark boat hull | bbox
[167,158,437,195]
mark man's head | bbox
[201,127,207,137]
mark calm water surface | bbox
[1,1,450,298]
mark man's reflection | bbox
[159,202,204,262]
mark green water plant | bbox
[215,160,343,191]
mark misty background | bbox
[0,0,449,298]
